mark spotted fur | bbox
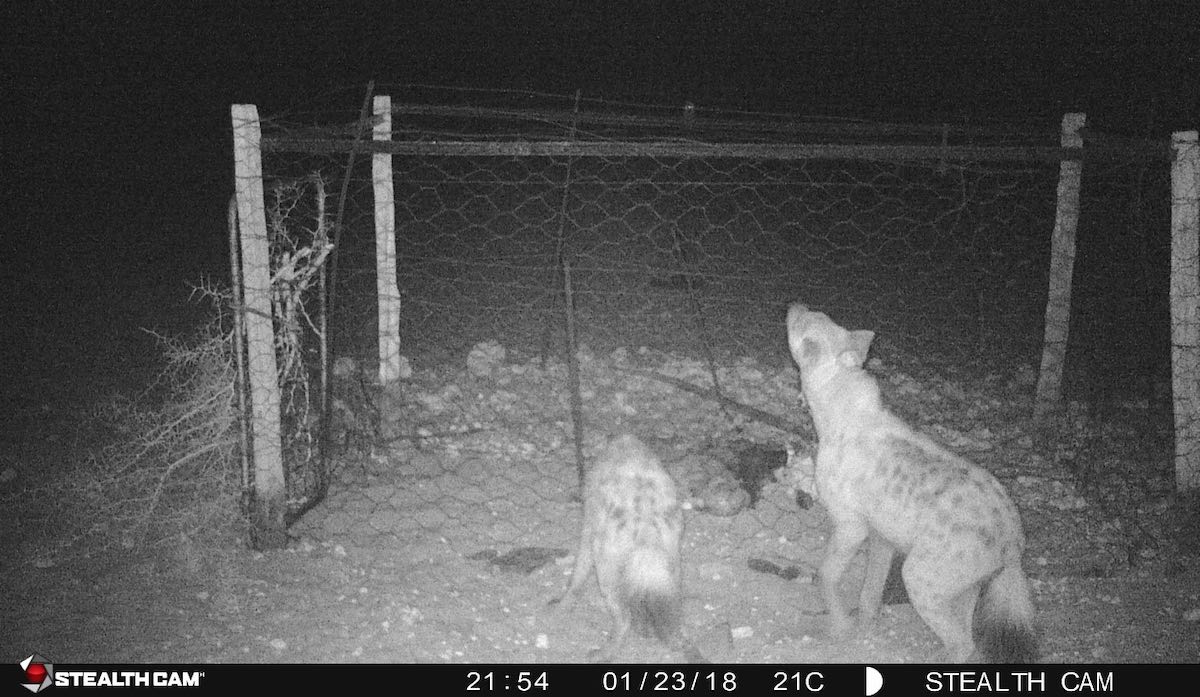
[787,303,1037,662]
[557,434,704,663]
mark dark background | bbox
[3,1,1198,419]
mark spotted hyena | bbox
[555,433,705,663]
[786,303,1037,662]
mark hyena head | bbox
[786,302,875,382]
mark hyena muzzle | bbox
[555,433,705,663]
[786,302,1038,662]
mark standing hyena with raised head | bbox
[786,303,1037,662]
[555,433,705,663]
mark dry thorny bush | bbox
[3,311,243,576]
[1,181,332,578]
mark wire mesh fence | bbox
[380,152,1058,368]
[211,83,1195,662]
[230,89,1177,659]
[248,88,1174,495]
[267,101,1076,363]
[274,100,1166,377]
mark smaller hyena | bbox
[556,433,705,663]
[786,303,1037,662]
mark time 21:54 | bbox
[466,671,550,692]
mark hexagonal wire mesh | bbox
[240,88,1171,660]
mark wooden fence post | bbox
[1034,112,1085,421]
[231,104,287,547]
[373,95,402,384]
[1170,129,1200,492]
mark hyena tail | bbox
[623,547,682,646]
[976,562,1038,662]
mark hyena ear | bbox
[785,304,809,341]
[836,330,875,368]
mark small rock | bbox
[332,356,358,379]
[695,476,750,516]
[467,340,507,377]
[1012,364,1038,388]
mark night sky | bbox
[3,2,1198,410]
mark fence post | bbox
[1170,129,1200,492]
[1033,112,1085,421]
[373,95,402,384]
[231,104,287,547]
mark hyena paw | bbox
[548,597,575,613]
[549,589,579,610]
[681,644,710,664]
[854,612,879,634]
[828,614,854,639]
[587,646,616,664]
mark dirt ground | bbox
[3,345,1199,665]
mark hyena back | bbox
[786,303,1037,662]
[557,433,704,663]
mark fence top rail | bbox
[386,102,1046,140]
[259,136,1168,164]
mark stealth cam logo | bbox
[19,655,54,693]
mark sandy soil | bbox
[4,347,1198,666]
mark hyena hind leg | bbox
[553,540,595,609]
[655,612,709,664]
[906,576,981,662]
[589,624,633,664]
[589,589,633,663]
[654,635,708,664]
[671,636,709,664]
[683,646,708,664]
[586,556,634,662]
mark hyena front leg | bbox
[856,532,895,630]
[819,519,869,638]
